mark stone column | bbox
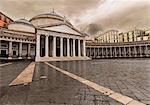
[27,43,31,59]
[98,48,99,58]
[102,47,104,58]
[53,36,56,57]
[60,37,63,57]
[73,39,75,57]
[83,40,86,57]
[18,42,22,59]
[124,47,126,57]
[45,35,49,57]
[67,38,70,57]
[129,46,131,57]
[8,41,12,59]
[36,34,40,60]
[94,48,95,58]
[110,47,112,58]
[105,47,108,58]
[139,45,142,57]
[78,39,81,57]
[114,47,117,57]
[119,47,121,57]
[134,46,137,57]
[145,45,148,57]
[90,47,91,57]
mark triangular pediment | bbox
[43,25,82,35]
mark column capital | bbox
[45,34,49,37]
[36,34,41,36]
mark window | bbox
[3,24,7,28]
[4,17,7,22]
[1,45,7,47]
[1,50,7,57]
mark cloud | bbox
[81,23,103,35]
[0,0,149,35]
[75,0,150,34]
[0,0,100,20]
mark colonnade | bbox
[7,41,32,59]
[36,34,86,59]
[86,45,150,58]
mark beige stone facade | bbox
[0,12,89,61]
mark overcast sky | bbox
[0,0,150,35]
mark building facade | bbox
[95,29,150,44]
[0,12,13,28]
[95,30,119,43]
[119,29,145,42]
[0,12,88,61]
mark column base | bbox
[35,56,91,62]
[8,57,12,59]
[35,56,40,62]
[27,57,32,59]
[18,57,22,59]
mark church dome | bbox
[29,11,72,28]
[8,19,35,33]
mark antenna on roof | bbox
[63,16,66,23]
[52,8,55,13]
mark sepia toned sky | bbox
[0,0,150,35]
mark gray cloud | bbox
[0,0,100,19]
[95,1,150,32]
[81,23,103,35]
[0,0,149,35]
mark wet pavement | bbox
[51,59,150,105]
[0,59,150,105]
[0,60,31,98]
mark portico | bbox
[35,30,87,62]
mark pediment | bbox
[43,25,82,35]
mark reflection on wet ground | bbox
[0,59,150,105]
[0,60,122,105]
[0,60,31,98]
[51,59,150,104]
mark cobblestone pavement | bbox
[0,61,123,105]
[51,59,150,105]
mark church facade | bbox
[0,12,89,61]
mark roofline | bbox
[1,28,36,34]
[37,28,85,37]
[0,12,14,22]
[29,16,72,26]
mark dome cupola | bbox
[8,19,35,33]
[30,11,72,28]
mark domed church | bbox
[0,11,89,61]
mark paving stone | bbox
[1,59,150,105]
